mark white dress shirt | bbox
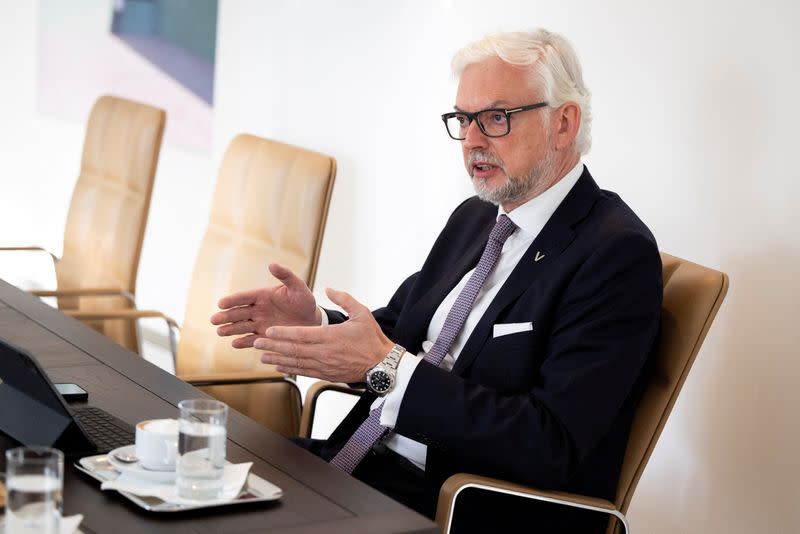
[322,162,584,470]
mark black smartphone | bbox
[54,383,88,402]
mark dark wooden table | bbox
[0,279,438,533]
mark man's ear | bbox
[554,102,581,150]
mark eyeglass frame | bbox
[441,102,549,140]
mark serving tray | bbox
[76,454,282,513]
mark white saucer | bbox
[106,445,176,482]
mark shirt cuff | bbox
[318,306,329,326]
[377,351,423,428]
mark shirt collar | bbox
[499,161,584,238]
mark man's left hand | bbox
[254,288,395,383]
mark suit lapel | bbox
[398,229,489,349]
[451,168,602,375]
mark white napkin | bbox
[0,512,83,533]
[101,463,252,506]
[62,514,84,533]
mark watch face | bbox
[368,370,392,393]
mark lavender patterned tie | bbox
[330,214,518,473]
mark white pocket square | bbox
[493,322,533,338]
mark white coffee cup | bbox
[135,419,178,471]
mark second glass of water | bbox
[5,446,63,534]
[176,399,228,500]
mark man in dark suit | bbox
[212,28,661,532]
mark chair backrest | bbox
[55,95,166,354]
[176,134,337,436]
[607,252,729,533]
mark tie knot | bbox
[489,214,518,244]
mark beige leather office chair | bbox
[436,253,729,533]
[70,134,337,437]
[0,95,166,354]
[300,253,729,534]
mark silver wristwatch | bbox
[365,344,405,396]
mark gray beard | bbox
[473,148,557,206]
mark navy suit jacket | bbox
[321,167,662,527]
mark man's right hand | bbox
[210,263,321,349]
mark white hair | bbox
[452,29,592,155]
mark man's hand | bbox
[211,263,321,349]
[254,288,395,383]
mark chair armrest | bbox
[299,380,364,438]
[435,473,629,534]
[0,479,5,508]
[65,309,176,324]
[31,287,136,306]
[64,309,180,363]
[0,246,59,269]
[179,370,296,387]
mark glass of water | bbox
[4,446,63,534]
[176,399,228,500]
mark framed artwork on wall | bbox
[38,0,218,153]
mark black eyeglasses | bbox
[441,102,548,140]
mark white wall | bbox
[1,1,799,531]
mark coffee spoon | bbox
[112,450,139,463]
